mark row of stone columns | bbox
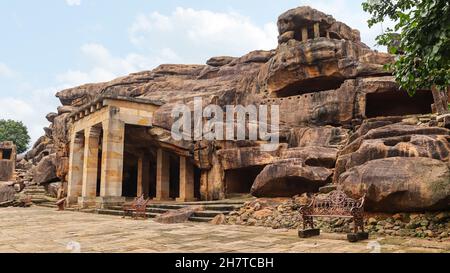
[68,117,126,208]
[155,149,196,202]
[68,120,196,207]
[301,23,328,41]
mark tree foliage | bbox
[362,0,450,96]
[0,119,31,154]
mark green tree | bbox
[362,0,450,113]
[0,119,31,154]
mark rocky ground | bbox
[221,197,450,241]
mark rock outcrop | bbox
[339,157,450,212]
[32,154,59,185]
[252,147,337,197]
[20,6,449,213]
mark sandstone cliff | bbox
[22,6,449,212]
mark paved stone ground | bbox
[0,206,448,253]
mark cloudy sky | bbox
[0,0,391,145]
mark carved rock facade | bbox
[21,6,449,212]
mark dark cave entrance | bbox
[122,152,138,198]
[225,166,266,196]
[194,166,201,199]
[275,77,345,98]
[366,90,433,118]
[1,149,12,160]
[169,154,180,200]
[121,125,157,199]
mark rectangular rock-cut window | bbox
[365,90,434,118]
[2,149,12,160]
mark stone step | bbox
[201,205,241,212]
[108,205,177,214]
[31,198,50,204]
[188,216,212,223]
[193,210,230,218]
[109,204,238,213]
[24,186,45,189]
[23,190,46,194]
[27,195,56,201]
[97,209,159,218]
[37,203,58,209]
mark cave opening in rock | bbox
[96,132,102,197]
[122,125,157,199]
[194,166,201,199]
[275,77,345,98]
[1,149,12,160]
[365,90,433,118]
[225,165,266,197]
[122,152,138,198]
[258,177,325,198]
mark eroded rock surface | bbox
[19,6,449,212]
[339,157,450,212]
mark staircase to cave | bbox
[93,199,248,223]
[22,184,58,208]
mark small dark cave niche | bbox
[365,90,433,118]
[275,77,345,98]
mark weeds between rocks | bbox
[222,196,450,241]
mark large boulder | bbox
[339,157,450,212]
[32,154,59,185]
[251,147,337,197]
[288,126,349,148]
[154,206,204,224]
[206,56,236,67]
[277,6,361,44]
[251,159,333,197]
[0,184,16,204]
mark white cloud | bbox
[0,63,15,78]
[0,87,60,145]
[66,0,81,6]
[129,7,278,64]
[56,43,180,87]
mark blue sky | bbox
[0,0,391,144]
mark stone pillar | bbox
[155,148,170,201]
[177,156,196,202]
[98,111,126,207]
[67,132,84,205]
[314,23,320,38]
[79,126,100,208]
[137,153,150,198]
[301,27,308,42]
